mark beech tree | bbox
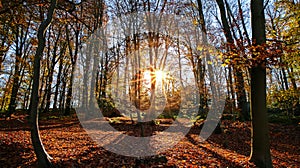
[29,0,57,167]
[215,0,249,120]
[249,0,273,167]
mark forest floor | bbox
[0,111,299,168]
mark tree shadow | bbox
[0,141,36,168]
[0,119,79,131]
[54,144,171,168]
[188,121,251,157]
[185,133,250,168]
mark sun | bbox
[154,70,166,83]
[142,69,167,88]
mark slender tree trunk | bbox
[65,66,75,116]
[29,0,57,167]
[59,72,67,111]
[216,0,237,112]
[250,0,272,167]
[228,66,235,112]
[39,65,48,111]
[53,44,66,109]
[237,0,251,45]
[198,0,222,133]
[95,69,100,99]
[274,69,283,90]
[216,0,248,120]
[44,28,61,113]
[44,65,54,113]
[281,67,289,90]
[65,25,80,116]
[235,68,248,120]
[7,27,22,118]
[102,55,109,98]
[88,37,100,118]
[82,43,92,111]
[8,21,31,114]
[24,78,33,110]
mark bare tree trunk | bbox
[250,0,272,167]
[53,45,66,109]
[24,77,32,110]
[237,0,251,45]
[88,37,100,118]
[7,26,22,118]
[197,0,222,133]
[65,24,80,116]
[216,0,248,120]
[281,67,289,90]
[29,0,57,167]
[235,68,248,120]
[59,71,68,111]
[44,27,61,113]
[38,69,46,110]
[64,66,75,115]
[228,66,235,112]
[216,0,236,113]
[82,43,92,111]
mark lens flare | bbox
[155,70,166,83]
[142,69,167,88]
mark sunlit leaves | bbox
[267,88,300,113]
[268,0,300,67]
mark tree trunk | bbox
[235,68,249,120]
[250,0,272,167]
[281,67,289,90]
[65,24,80,116]
[88,36,100,118]
[237,0,251,45]
[64,66,74,116]
[7,56,21,117]
[59,73,67,111]
[29,0,57,167]
[44,28,61,113]
[52,46,65,109]
[24,78,33,110]
[7,26,22,118]
[216,0,248,120]
[39,65,48,111]
[197,0,222,133]
[82,43,92,111]
[225,0,249,120]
